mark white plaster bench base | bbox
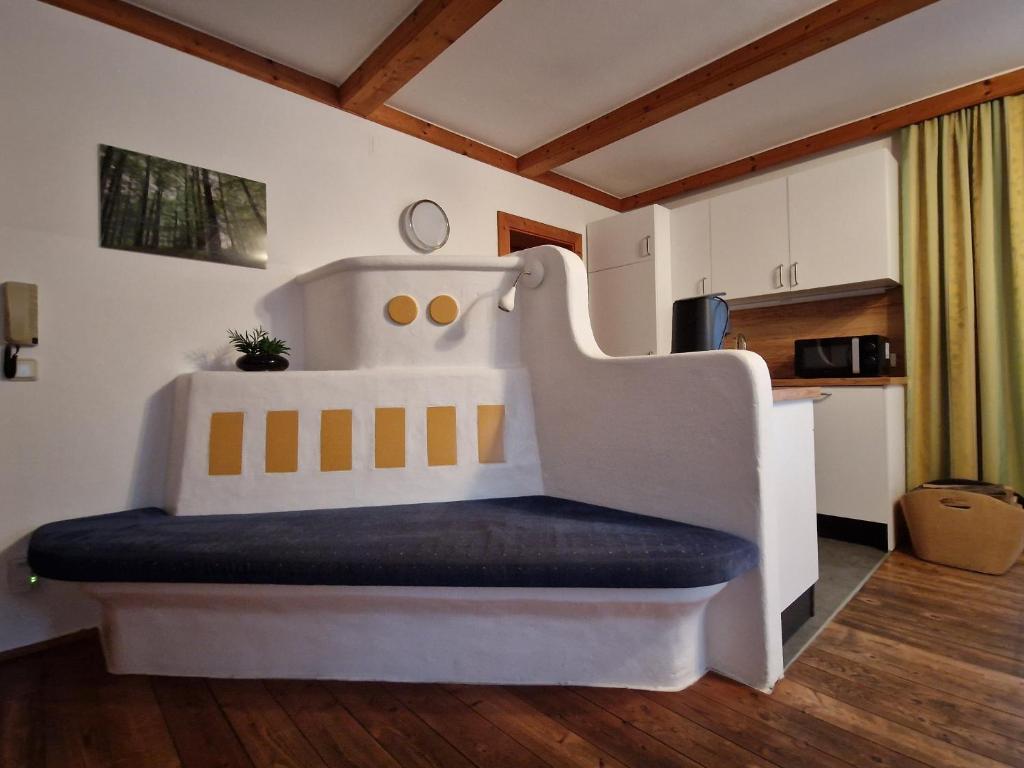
[85,582,725,690]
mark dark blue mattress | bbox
[28,496,758,589]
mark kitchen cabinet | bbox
[709,177,791,301]
[587,205,662,273]
[669,200,711,299]
[588,260,657,356]
[586,205,671,356]
[769,397,819,615]
[812,385,905,550]
[666,142,900,303]
[588,143,901,349]
[788,147,899,290]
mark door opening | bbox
[497,212,583,259]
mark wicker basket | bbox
[901,485,1024,575]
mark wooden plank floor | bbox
[2,551,1022,768]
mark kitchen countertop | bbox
[772,386,822,402]
[772,377,908,388]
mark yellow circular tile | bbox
[386,295,418,325]
[428,294,459,325]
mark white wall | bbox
[0,0,611,653]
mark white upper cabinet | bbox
[709,177,790,301]
[787,147,899,291]
[585,142,901,329]
[669,200,712,299]
[587,206,659,273]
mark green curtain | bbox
[902,95,1024,491]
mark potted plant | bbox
[227,326,291,371]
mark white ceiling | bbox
[131,0,419,84]
[125,0,1024,200]
[387,0,828,156]
[557,0,1024,197]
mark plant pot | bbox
[236,353,289,372]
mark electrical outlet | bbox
[6,558,37,593]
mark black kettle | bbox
[671,293,729,353]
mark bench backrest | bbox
[167,255,544,515]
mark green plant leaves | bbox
[226,326,290,357]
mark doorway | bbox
[497,212,583,258]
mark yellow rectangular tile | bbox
[320,409,352,472]
[375,407,405,469]
[427,406,457,467]
[209,412,244,476]
[477,404,506,464]
[265,410,299,473]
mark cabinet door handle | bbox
[699,276,707,295]
[791,261,799,287]
[641,235,652,257]
[774,264,784,289]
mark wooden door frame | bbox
[497,212,583,258]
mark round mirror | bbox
[402,199,450,252]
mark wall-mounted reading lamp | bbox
[498,261,545,313]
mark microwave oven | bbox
[794,335,890,378]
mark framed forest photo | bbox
[99,145,268,269]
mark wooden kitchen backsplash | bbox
[726,287,906,379]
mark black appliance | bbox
[794,335,890,378]
[671,294,729,353]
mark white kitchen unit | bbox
[788,147,899,291]
[586,205,672,356]
[587,260,658,356]
[709,177,791,301]
[666,141,900,304]
[812,386,906,550]
[769,397,819,620]
[669,199,711,299]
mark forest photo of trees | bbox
[99,145,268,269]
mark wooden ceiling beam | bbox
[369,106,622,208]
[40,0,619,211]
[620,67,1024,210]
[515,0,938,177]
[42,0,1018,215]
[339,0,501,116]
[39,0,340,106]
